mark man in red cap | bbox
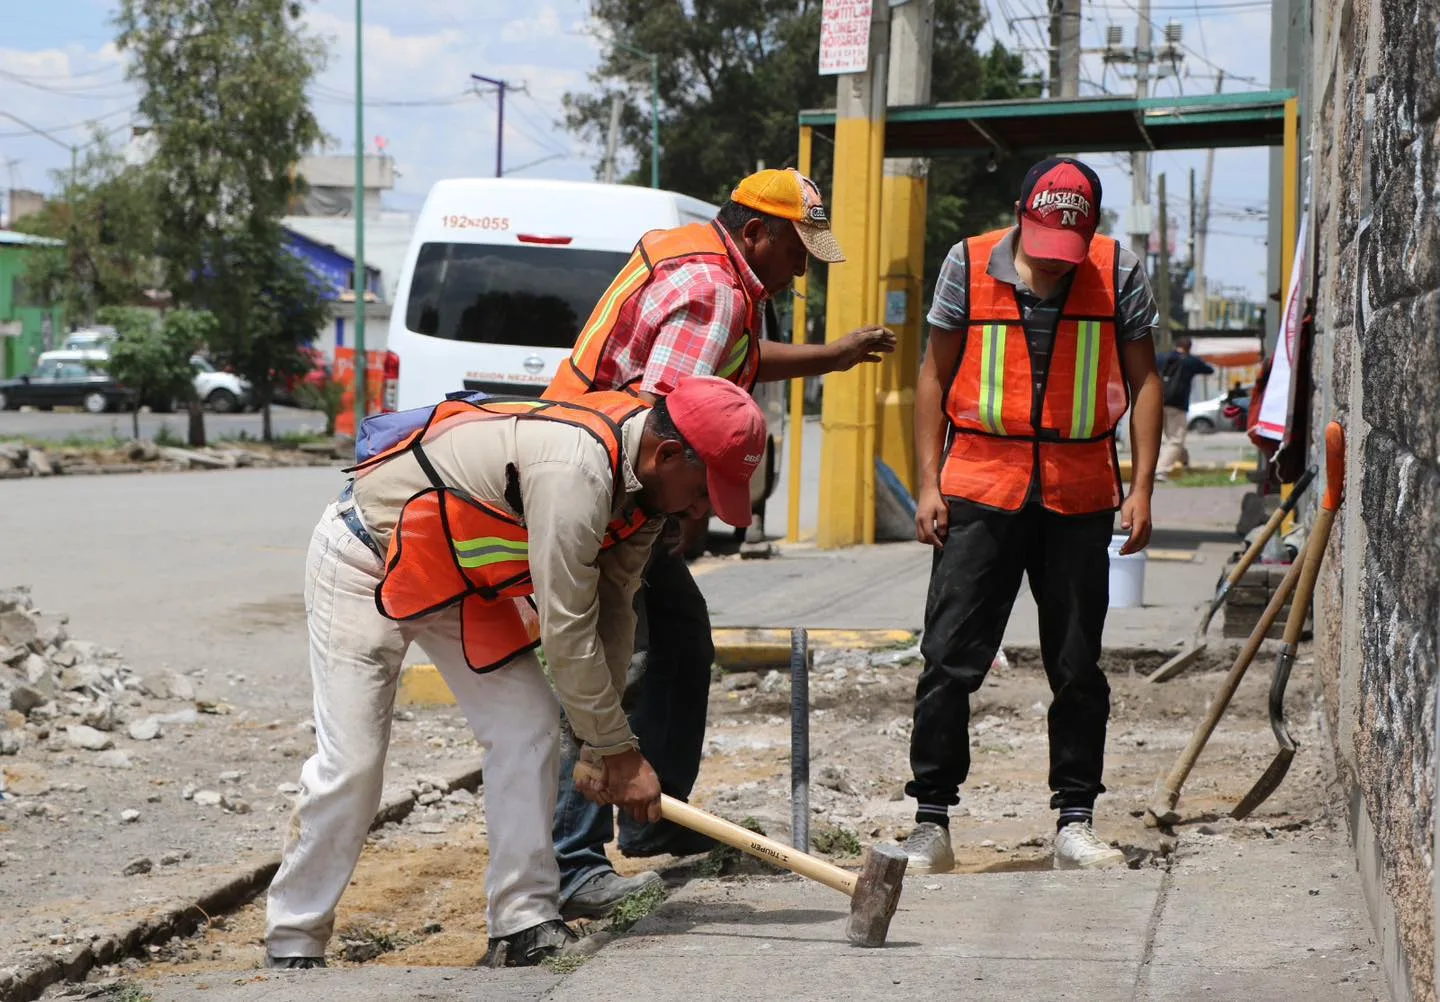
[899,156,1163,874]
[265,376,767,970]
[544,167,896,921]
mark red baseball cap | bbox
[1018,157,1103,265]
[664,376,767,528]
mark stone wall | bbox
[1308,0,1440,998]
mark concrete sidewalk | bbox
[139,829,1385,1001]
[697,483,1251,648]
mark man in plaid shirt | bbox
[551,168,895,921]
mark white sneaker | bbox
[899,822,955,875]
[1053,822,1126,870]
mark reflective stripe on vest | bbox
[543,220,761,401]
[364,391,654,672]
[939,228,1128,515]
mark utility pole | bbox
[352,0,367,437]
[1188,167,1198,328]
[1194,70,1224,331]
[470,74,510,177]
[1157,173,1171,351]
[603,93,623,184]
[1048,0,1081,98]
[1131,0,1151,264]
[609,40,661,188]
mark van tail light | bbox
[382,351,399,412]
[516,234,573,245]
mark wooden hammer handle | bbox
[661,795,858,896]
[572,760,857,896]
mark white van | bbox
[386,178,784,527]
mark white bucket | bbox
[1108,534,1146,608]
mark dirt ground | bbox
[112,639,1339,980]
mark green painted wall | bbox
[0,245,66,378]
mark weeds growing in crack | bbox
[542,952,588,974]
[336,922,419,963]
[607,882,668,933]
[811,824,863,857]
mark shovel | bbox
[1231,421,1345,820]
[1147,464,1317,683]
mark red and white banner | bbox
[1254,209,1309,441]
[819,0,872,76]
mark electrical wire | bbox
[0,68,134,100]
[1108,0,1269,88]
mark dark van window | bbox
[405,243,631,350]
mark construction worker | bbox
[264,376,769,969]
[544,168,896,920]
[900,157,1163,874]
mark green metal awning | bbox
[798,90,1296,159]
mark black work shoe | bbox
[560,868,664,921]
[481,919,579,968]
[265,954,327,969]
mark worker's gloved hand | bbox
[574,748,662,824]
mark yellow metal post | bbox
[1280,97,1299,314]
[817,6,889,549]
[875,0,933,495]
[786,127,813,544]
[1279,96,1299,533]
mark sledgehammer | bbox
[573,762,907,946]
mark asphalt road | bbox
[0,404,329,444]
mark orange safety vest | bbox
[939,228,1130,515]
[347,393,654,673]
[543,221,762,401]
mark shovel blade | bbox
[1230,747,1296,820]
[1147,642,1207,684]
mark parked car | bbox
[0,350,135,413]
[190,355,252,413]
[1187,388,1251,434]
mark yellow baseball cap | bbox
[730,168,846,264]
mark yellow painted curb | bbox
[397,627,919,706]
[1119,459,1258,479]
[713,627,916,670]
[398,664,456,707]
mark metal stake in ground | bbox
[791,626,810,852]
[1232,421,1346,820]
[1148,464,1316,683]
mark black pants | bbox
[905,499,1114,812]
[552,532,715,893]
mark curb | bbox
[397,628,919,707]
[0,761,485,1002]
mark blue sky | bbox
[1,0,1275,298]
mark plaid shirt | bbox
[592,225,768,395]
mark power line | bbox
[0,68,134,99]
[1108,0,1269,87]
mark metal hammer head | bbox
[846,842,908,947]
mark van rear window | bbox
[404,243,631,349]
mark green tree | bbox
[13,133,164,326]
[564,0,1039,333]
[101,306,216,441]
[115,0,327,442]
[199,234,329,441]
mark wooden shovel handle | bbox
[1322,421,1345,512]
[1220,464,1318,590]
[1284,422,1346,646]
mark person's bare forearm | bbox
[1128,370,1163,493]
[915,363,946,494]
[755,340,839,381]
